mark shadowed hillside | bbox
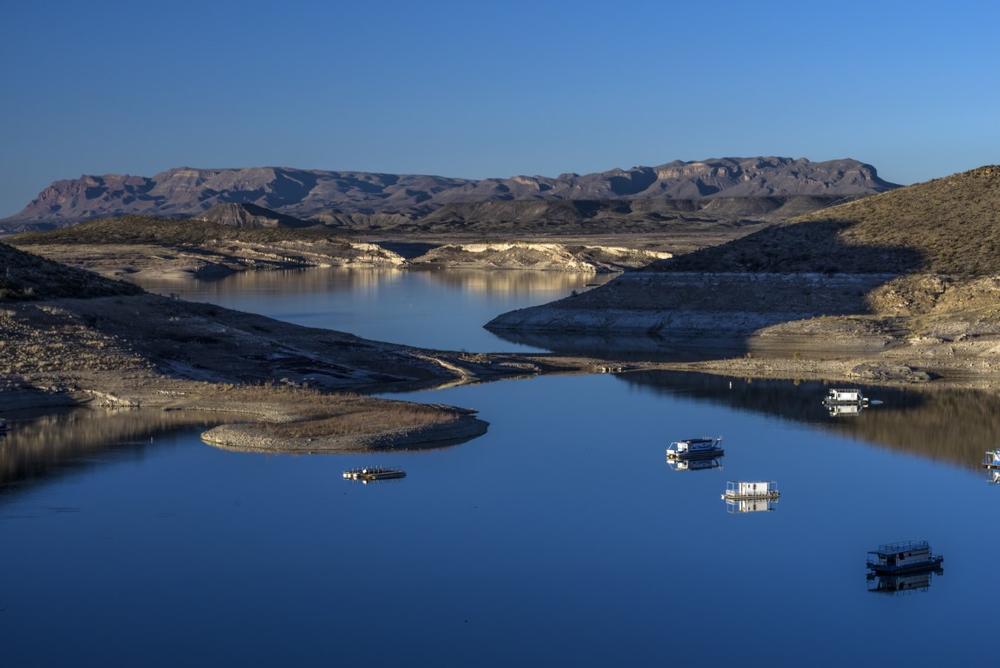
[648,166,1000,276]
[11,216,337,246]
[0,242,141,300]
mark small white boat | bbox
[983,450,1000,469]
[823,388,869,406]
[666,437,724,460]
[721,480,780,501]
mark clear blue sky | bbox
[2,0,998,216]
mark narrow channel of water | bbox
[136,267,611,352]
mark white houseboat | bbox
[983,450,1000,469]
[666,437,724,461]
[721,480,780,501]
[823,388,869,406]
[866,540,943,575]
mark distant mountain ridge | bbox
[2,157,897,230]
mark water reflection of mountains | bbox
[0,409,219,496]
[620,371,1000,469]
[140,267,608,300]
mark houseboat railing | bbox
[868,540,930,556]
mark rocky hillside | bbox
[0,242,142,300]
[486,165,1000,379]
[645,165,1000,276]
[2,157,897,230]
[193,203,314,229]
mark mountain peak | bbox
[2,157,897,229]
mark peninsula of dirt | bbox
[10,216,674,279]
[0,241,581,454]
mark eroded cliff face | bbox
[409,242,671,273]
[2,157,896,228]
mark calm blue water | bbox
[137,267,609,352]
[2,270,997,667]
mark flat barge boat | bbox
[343,467,406,483]
[866,540,943,575]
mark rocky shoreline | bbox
[488,271,1000,384]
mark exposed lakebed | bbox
[2,268,998,666]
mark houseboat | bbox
[343,467,406,483]
[866,540,943,575]
[666,437,724,461]
[667,457,722,472]
[823,388,869,406]
[721,480,780,501]
[983,450,1000,469]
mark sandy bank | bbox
[488,271,1000,382]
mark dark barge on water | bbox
[866,540,943,575]
[343,467,406,483]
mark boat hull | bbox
[667,448,724,461]
[866,556,943,575]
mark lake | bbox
[2,269,998,667]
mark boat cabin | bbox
[824,388,868,405]
[866,540,943,575]
[722,480,780,500]
[666,437,724,460]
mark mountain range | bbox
[1,157,898,232]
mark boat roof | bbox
[870,540,930,555]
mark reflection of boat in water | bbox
[343,467,406,483]
[867,568,942,594]
[866,540,943,575]
[826,403,865,417]
[725,497,778,513]
[721,481,780,513]
[667,457,722,472]
[666,437,724,460]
